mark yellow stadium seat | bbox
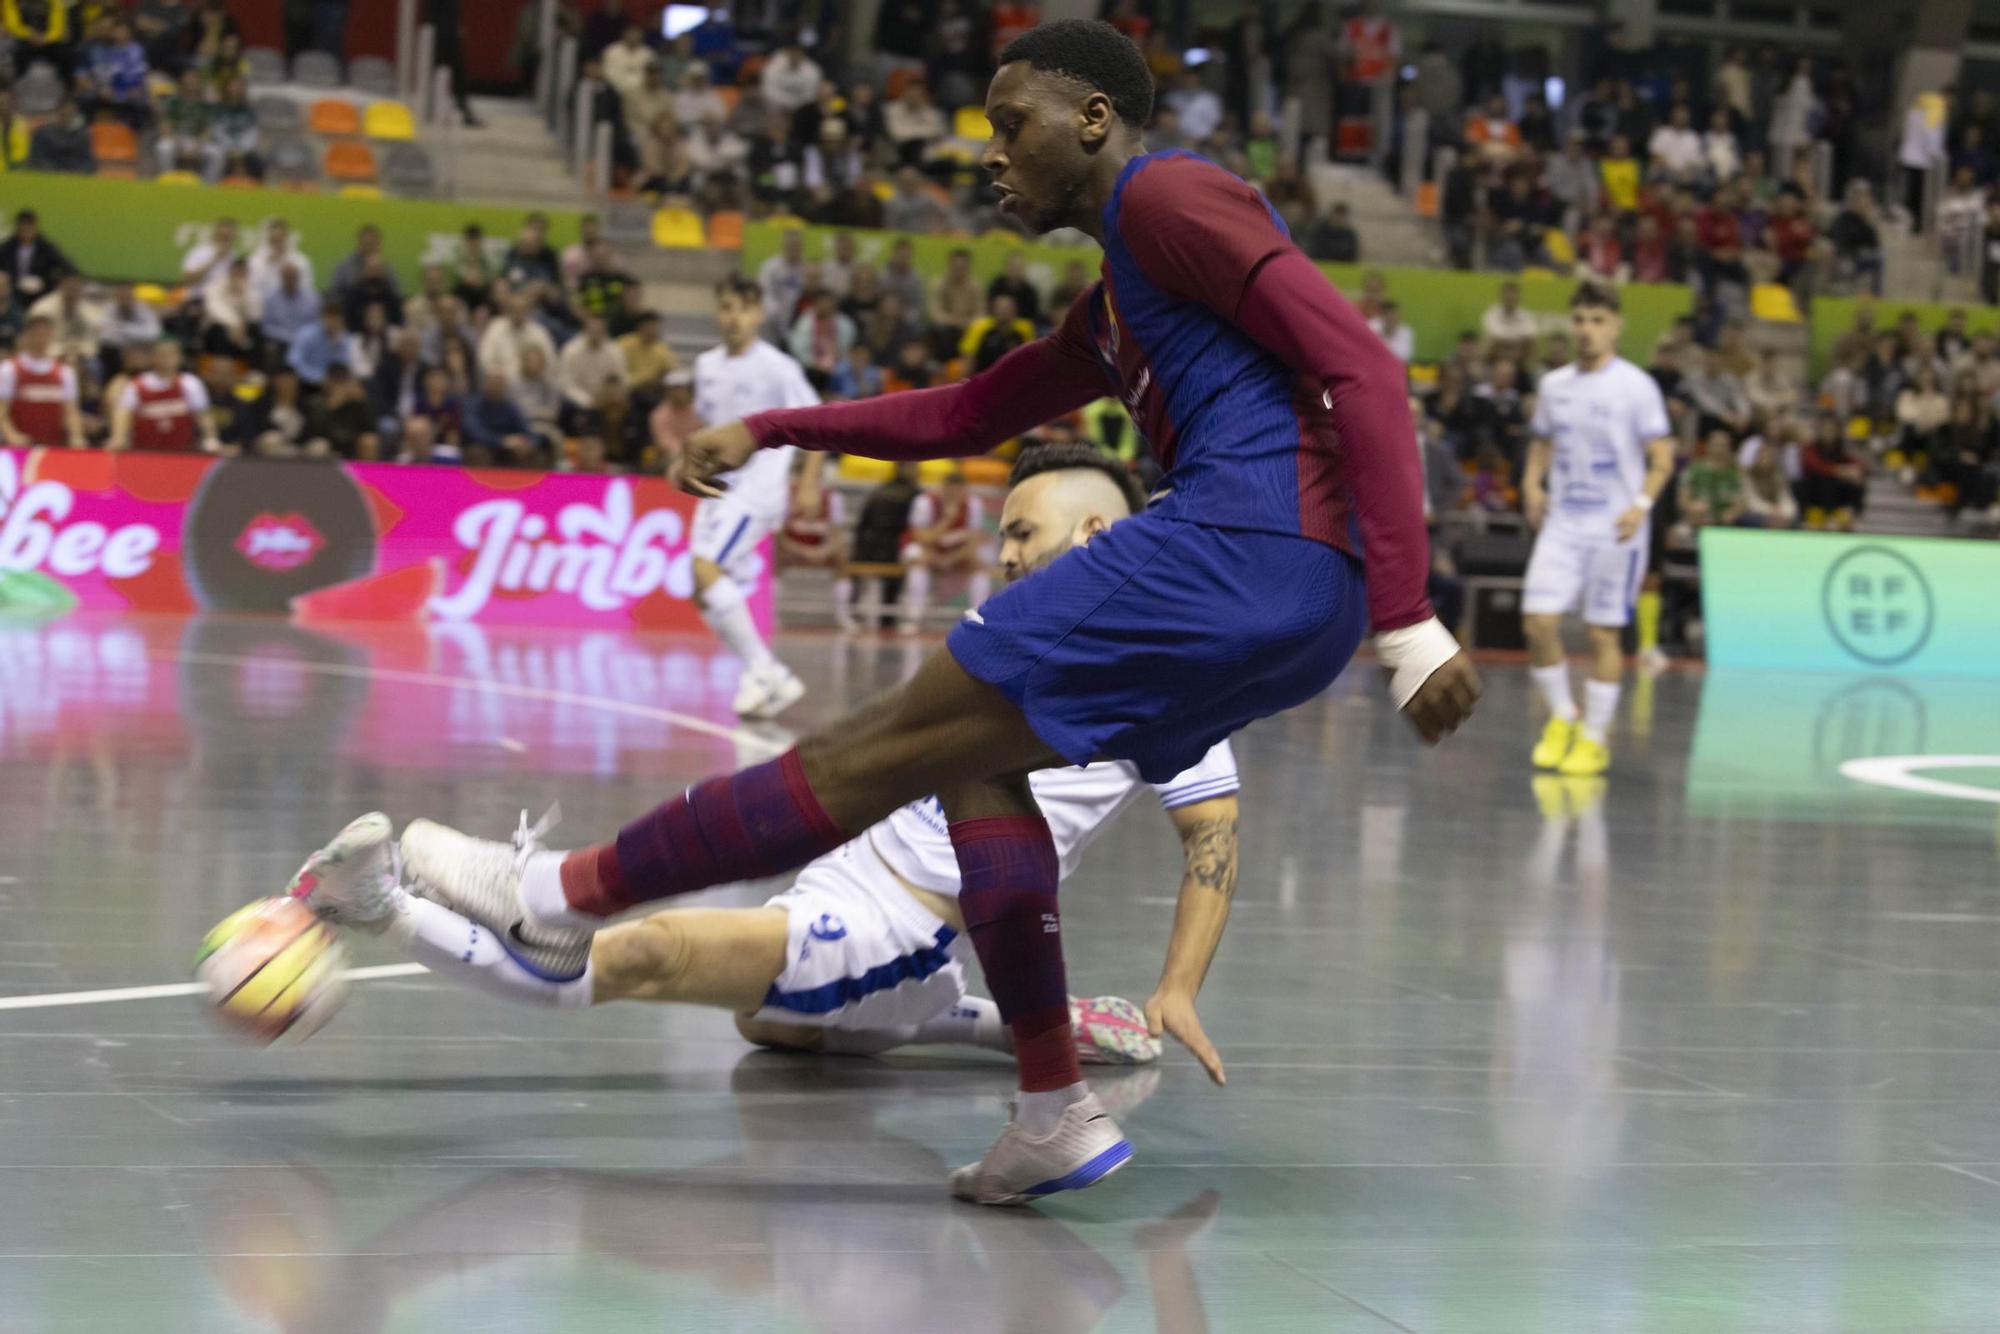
[133,283,172,308]
[363,100,416,141]
[308,98,362,137]
[1407,363,1439,389]
[953,105,990,139]
[839,455,894,484]
[652,206,705,248]
[1751,282,1802,323]
[1846,416,1871,439]
[1521,266,1556,282]
[1542,227,1576,266]
[339,184,384,199]
[960,457,1011,487]
[156,170,201,186]
[872,179,895,201]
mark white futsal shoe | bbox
[732,662,807,720]
[285,812,403,935]
[399,809,593,981]
[949,1090,1134,1206]
[1070,996,1162,1065]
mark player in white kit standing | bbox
[691,275,818,718]
[1520,283,1676,777]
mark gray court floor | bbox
[1,615,1997,1333]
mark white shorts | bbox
[691,496,778,586]
[1522,526,1648,627]
[750,836,968,1032]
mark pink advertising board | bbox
[0,448,771,631]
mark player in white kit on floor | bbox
[1520,283,1676,777]
[691,275,819,719]
[288,446,1242,1094]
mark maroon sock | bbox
[560,748,846,918]
[950,815,1079,1093]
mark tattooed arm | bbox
[1147,795,1241,1086]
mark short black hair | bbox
[999,19,1154,128]
[716,273,761,303]
[1009,442,1148,515]
[1570,281,1620,313]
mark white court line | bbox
[1839,754,2000,805]
[0,963,430,1013]
[0,644,786,1017]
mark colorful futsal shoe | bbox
[1558,735,1611,778]
[949,1090,1134,1207]
[286,812,403,935]
[399,809,593,981]
[1531,717,1576,770]
[1070,995,1162,1065]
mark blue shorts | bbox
[947,513,1368,783]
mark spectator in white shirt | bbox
[1648,103,1705,184]
[1479,280,1539,353]
[97,283,163,365]
[1368,300,1414,364]
[884,80,947,166]
[686,109,749,186]
[601,24,654,102]
[557,315,629,462]
[757,228,808,332]
[246,218,313,299]
[477,290,559,386]
[759,42,822,115]
[1164,71,1223,143]
[181,217,241,303]
[673,65,727,126]
[26,273,104,363]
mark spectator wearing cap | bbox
[0,211,74,307]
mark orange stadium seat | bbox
[324,140,378,182]
[706,210,745,249]
[308,98,362,137]
[715,85,740,112]
[91,121,137,162]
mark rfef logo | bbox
[1821,546,1934,666]
[234,513,325,572]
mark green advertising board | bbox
[1809,294,2000,378]
[1700,527,2000,677]
[1,171,586,291]
[740,220,1692,366]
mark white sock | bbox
[1016,1080,1090,1137]
[700,574,775,672]
[389,893,594,1008]
[966,570,992,608]
[900,562,929,625]
[1582,679,1621,744]
[1530,662,1578,722]
[518,848,600,932]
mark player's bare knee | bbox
[591,917,691,998]
[691,558,721,599]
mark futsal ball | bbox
[195,897,348,1044]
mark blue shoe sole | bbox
[1025,1139,1134,1197]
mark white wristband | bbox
[1375,616,1463,709]
[1635,492,1656,510]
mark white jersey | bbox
[1530,357,1670,538]
[869,742,1240,896]
[693,339,817,521]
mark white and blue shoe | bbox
[286,812,404,935]
[949,1090,1134,1206]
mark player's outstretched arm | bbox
[1147,794,1239,1085]
[672,318,1106,497]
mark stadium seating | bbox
[14,66,62,115]
[291,51,343,90]
[266,134,320,185]
[706,210,745,249]
[90,121,138,164]
[363,101,417,141]
[349,57,397,98]
[308,98,362,137]
[244,46,287,86]
[652,206,705,248]
[155,170,201,186]
[338,184,385,199]
[324,140,379,183]
[379,142,436,193]
[952,106,990,139]
[253,96,303,134]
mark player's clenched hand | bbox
[673,420,758,498]
[1401,651,1481,745]
[1614,504,1647,541]
[1147,988,1225,1085]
